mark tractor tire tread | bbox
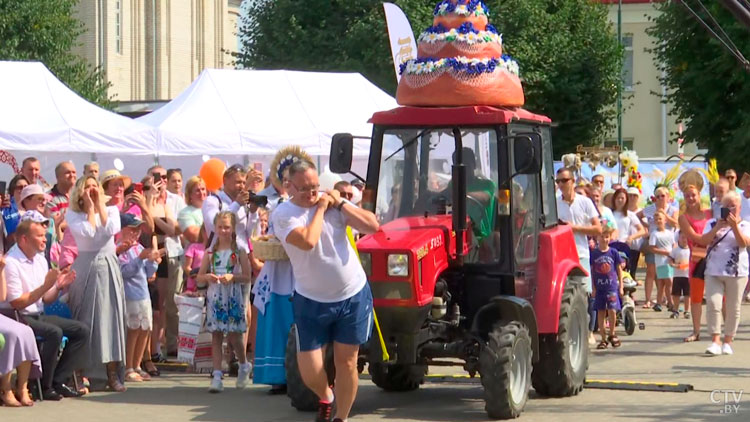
[531,280,588,397]
[479,321,532,419]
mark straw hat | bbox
[100,169,132,189]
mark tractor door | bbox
[508,124,543,300]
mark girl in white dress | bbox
[197,211,252,393]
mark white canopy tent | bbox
[0,61,157,183]
[0,64,395,184]
[138,69,397,176]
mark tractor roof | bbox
[369,106,551,127]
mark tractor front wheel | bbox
[479,321,533,419]
[369,362,425,392]
[531,279,588,397]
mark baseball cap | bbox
[19,184,46,204]
[627,187,640,196]
[21,210,48,225]
[120,213,145,228]
[618,250,629,263]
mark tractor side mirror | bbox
[330,133,354,174]
[513,134,542,174]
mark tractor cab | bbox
[331,106,560,319]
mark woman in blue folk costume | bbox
[252,146,312,394]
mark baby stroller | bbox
[609,242,646,335]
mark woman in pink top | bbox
[102,170,153,233]
[678,183,712,342]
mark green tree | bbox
[488,0,622,156]
[236,0,621,156]
[0,0,111,107]
[647,1,750,170]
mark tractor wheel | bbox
[285,325,335,411]
[479,321,533,420]
[531,279,588,397]
[623,308,636,336]
[369,362,425,392]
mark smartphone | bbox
[0,181,6,196]
[253,162,262,172]
[721,207,730,220]
[134,183,143,194]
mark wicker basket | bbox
[251,237,289,261]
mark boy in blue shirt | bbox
[590,224,624,349]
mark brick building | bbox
[601,0,702,158]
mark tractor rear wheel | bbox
[369,362,425,392]
[285,325,335,411]
[479,321,533,419]
[531,279,588,397]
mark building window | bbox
[115,1,122,54]
[604,139,634,151]
[622,34,633,91]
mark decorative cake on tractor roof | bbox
[396,0,525,107]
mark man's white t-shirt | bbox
[556,194,599,259]
[273,201,367,303]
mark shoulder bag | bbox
[692,225,731,280]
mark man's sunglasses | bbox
[555,178,572,184]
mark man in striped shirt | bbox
[46,162,76,216]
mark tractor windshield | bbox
[375,128,502,262]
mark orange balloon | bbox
[200,158,226,192]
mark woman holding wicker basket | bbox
[251,146,311,394]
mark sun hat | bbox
[19,184,46,204]
[100,169,132,189]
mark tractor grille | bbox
[369,281,412,300]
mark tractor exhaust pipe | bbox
[452,127,466,265]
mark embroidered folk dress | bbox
[205,249,246,334]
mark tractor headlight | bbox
[387,254,409,277]
[359,252,372,277]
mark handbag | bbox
[692,225,731,280]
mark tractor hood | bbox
[357,214,463,308]
[357,215,455,256]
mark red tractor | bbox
[286,105,589,419]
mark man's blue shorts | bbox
[292,284,373,352]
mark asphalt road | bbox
[2,305,750,422]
